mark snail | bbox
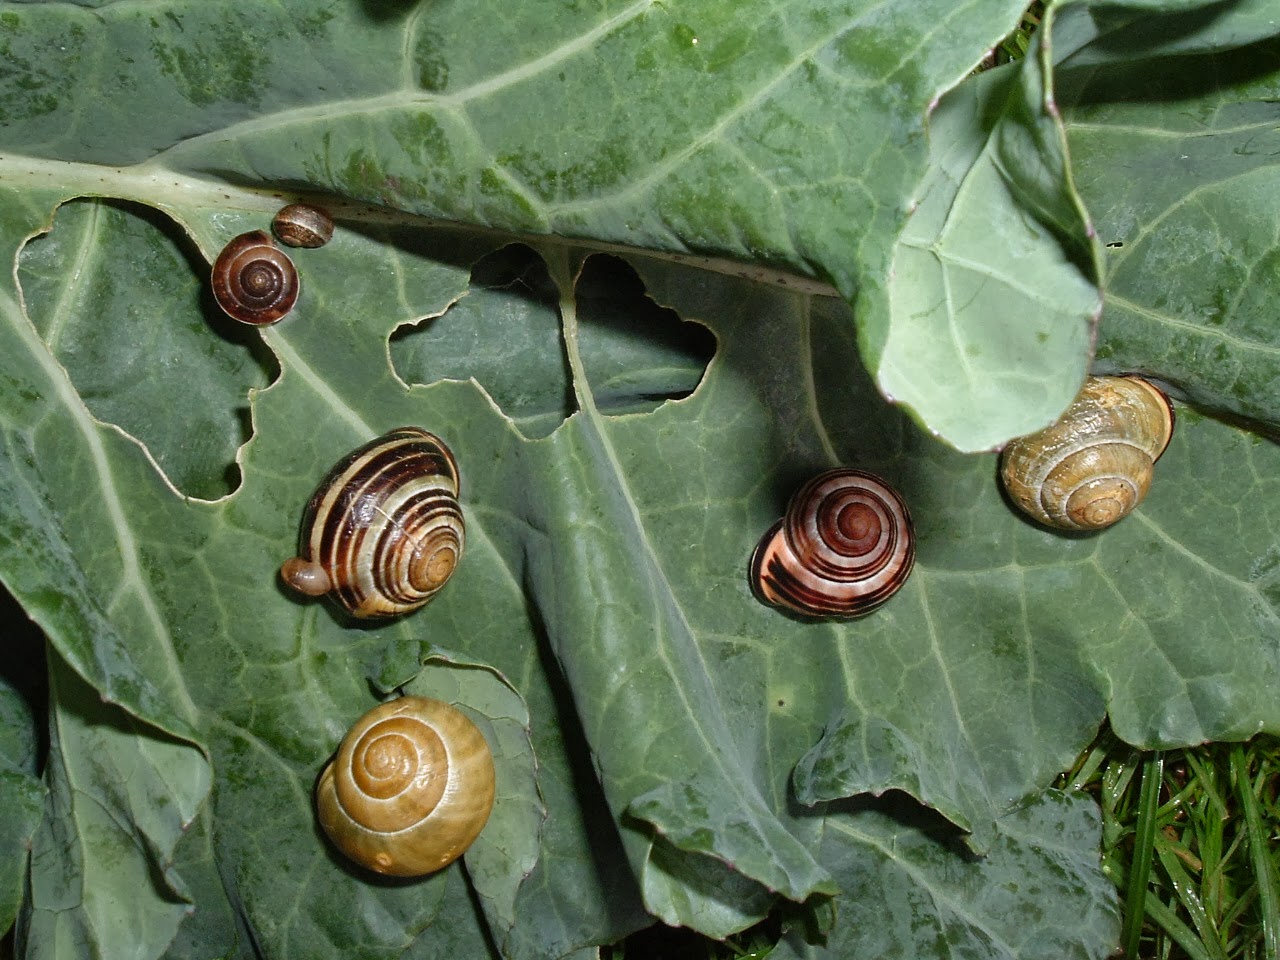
[211,230,299,325]
[272,203,335,249]
[280,427,464,618]
[750,469,915,618]
[1000,375,1174,531]
[316,696,495,877]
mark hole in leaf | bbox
[390,243,573,439]
[575,255,716,416]
[17,198,275,500]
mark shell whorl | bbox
[316,696,495,877]
[1000,376,1174,531]
[281,427,464,618]
[211,230,299,325]
[750,469,915,618]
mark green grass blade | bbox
[1230,744,1280,960]
[1122,752,1166,958]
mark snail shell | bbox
[316,696,495,877]
[272,203,335,249]
[211,230,299,325]
[750,469,915,618]
[280,427,464,618]
[1000,375,1174,531]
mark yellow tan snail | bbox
[1000,375,1175,531]
[750,468,915,618]
[272,203,335,249]
[280,427,465,618]
[211,230,299,326]
[316,696,495,877]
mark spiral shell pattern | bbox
[1000,376,1174,531]
[750,469,915,618]
[280,427,464,618]
[316,696,495,877]
[211,230,299,325]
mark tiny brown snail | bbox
[750,469,915,618]
[272,203,335,249]
[1000,375,1174,531]
[211,230,299,325]
[280,427,464,618]
[316,696,495,877]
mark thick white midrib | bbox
[40,201,101,350]
[0,285,201,723]
[556,270,806,875]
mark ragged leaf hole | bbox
[576,254,716,418]
[389,246,716,437]
[17,198,275,500]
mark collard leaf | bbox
[0,0,1106,450]
[0,672,42,935]
[772,791,1120,960]
[1055,2,1280,436]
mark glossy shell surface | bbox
[1000,376,1174,531]
[316,696,495,877]
[750,468,915,618]
[280,427,464,618]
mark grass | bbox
[610,731,1280,959]
[1060,730,1280,960]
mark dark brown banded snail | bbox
[272,203,334,249]
[750,469,915,618]
[1000,375,1174,531]
[316,696,495,877]
[280,427,464,618]
[211,230,298,325]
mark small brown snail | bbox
[316,696,495,877]
[272,203,334,249]
[280,427,464,618]
[750,469,915,618]
[211,230,298,325]
[1000,375,1174,531]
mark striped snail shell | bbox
[316,696,495,877]
[750,469,915,618]
[211,230,299,325]
[279,427,464,618]
[1000,375,1174,531]
[272,203,335,249]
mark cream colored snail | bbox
[272,203,334,248]
[1000,375,1174,531]
[280,427,464,618]
[316,696,495,877]
[750,468,915,618]
[211,230,299,325]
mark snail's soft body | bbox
[1000,376,1174,531]
[211,230,299,325]
[316,696,495,877]
[750,468,914,618]
[272,203,335,249]
[280,427,464,618]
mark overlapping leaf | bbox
[0,0,1099,450]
